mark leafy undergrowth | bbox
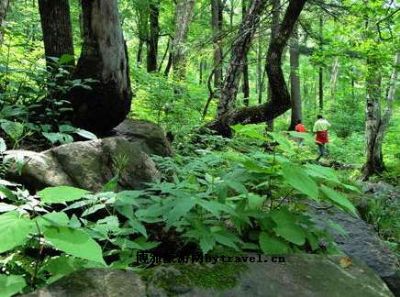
[0,125,361,296]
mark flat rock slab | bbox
[21,255,394,297]
[312,207,400,296]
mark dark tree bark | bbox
[266,0,281,131]
[318,15,323,110]
[38,0,74,66]
[211,0,223,91]
[147,0,160,72]
[0,0,9,44]
[288,24,302,130]
[242,0,250,106]
[170,0,196,80]
[208,0,308,137]
[68,0,132,133]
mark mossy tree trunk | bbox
[69,0,132,134]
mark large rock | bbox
[21,255,394,297]
[6,137,160,192]
[312,207,400,296]
[112,119,173,157]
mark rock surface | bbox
[113,119,173,157]
[312,207,400,296]
[21,255,394,297]
[6,137,160,192]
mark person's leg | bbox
[316,144,324,161]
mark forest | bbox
[0,0,399,296]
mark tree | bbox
[363,52,400,179]
[147,0,160,72]
[211,0,223,92]
[68,0,132,133]
[242,0,250,106]
[38,0,74,66]
[210,0,308,137]
[216,0,268,121]
[288,24,302,130]
[0,0,9,44]
[266,0,281,131]
[170,0,196,80]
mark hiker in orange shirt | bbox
[294,120,306,145]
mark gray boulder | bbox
[21,255,394,297]
[6,137,160,192]
[312,207,400,296]
[113,119,173,157]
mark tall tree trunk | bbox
[209,0,307,136]
[147,0,159,72]
[288,24,302,130]
[242,0,250,106]
[68,0,132,133]
[363,52,400,179]
[137,39,144,67]
[211,0,223,91]
[170,0,196,80]
[0,0,9,45]
[266,0,281,131]
[38,0,74,67]
[330,57,339,100]
[257,35,264,104]
[318,15,323,110]
[216,0,267,120]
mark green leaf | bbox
[75,129,98,140]
[0,212,33,253]
[0,274,26,297]
[320,185,357,215]
[166,197,197,224]
[304,164,341,184]
[42,132,73,145]
[44,226,106,265]
[1,120,24,141]
[36,212,70,229]
[247,193,266,210]
[259,232,290,254]
[270,209,306,245]
[38,186,90,204]
[282,164,319,200]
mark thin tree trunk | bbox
[158,37,170,72]
[137,39,144,67]
[170,0,196,80]
[318,15,323,110]
[242,0,250,106]
[288,24,302,130]
[147,0,159,72]
[257,36,264,104]
[69,0,132,133]
[0,0,9,45]
[211,0,223,91]
[330,57,339,100]
[38,0,74,67]
[209,0,307,136]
